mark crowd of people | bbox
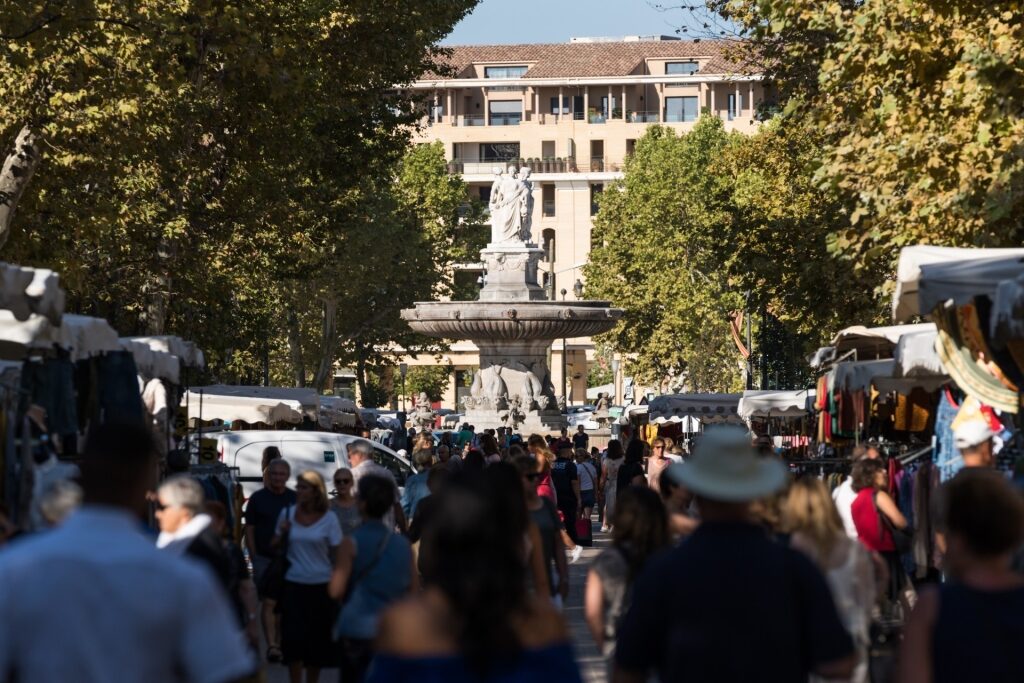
[0,417,1023,683]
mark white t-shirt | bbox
[0,506,253,683]
[278,507,343,584]
[578,461,598,492]
[832,477,859,540]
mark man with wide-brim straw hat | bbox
[613,426,856,683]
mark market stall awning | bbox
[650,414,702,430]
[833,360,896,392]
[0,263,65,325]
[188,385,320,420]
[119,337,181,384]
[917,255,1024,320]
[831,323,936,359]
[894,328,946,378]
[181,390,303,425]
[648,393,742,421]
[892,246,1024,322]
[130,335,205,369]
[0,312,120,361]
[738,389,816,419]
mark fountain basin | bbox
[401,300,623,341]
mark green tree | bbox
[704,0,1024,299]
[406,364,453,402]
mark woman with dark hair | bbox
[616,438,647,498]
[850,458,910,610]
[658,468,698,541]
[479,433,501,465]
[369,464,582,682]
[584,487,669,676]
[513,454,569,606]
[329,475,415,683]
[600,440,625,532]
[462,449,486,474]
[898,469,1024,683]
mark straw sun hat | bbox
[667,425,788,503]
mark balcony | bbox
[629,111,659,123]
[458,116,486,126]
[589,157,605,172]
[489,114,522,126]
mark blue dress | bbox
[365,643,582,683]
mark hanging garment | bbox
[20,357,78,436]
[935,389,961,482]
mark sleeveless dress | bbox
[603,457,623,522]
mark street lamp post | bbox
[560,288,568,406]
[399,362,408,413]
[611,357,621,406]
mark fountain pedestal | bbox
[401,166,622,433]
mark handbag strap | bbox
[349,530,392,593]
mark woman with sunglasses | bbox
[331,468,361,536]
[514,454,569,607]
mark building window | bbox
[479,143,520,162]
[484,65,528,79]
[549,96,570,114]
[488,100,522,126]
[664,96,699,123]
[542,184,555,217]
[479,186,492,204]
[727,93,743,121]
[626,139,636,157]
[590,184,603,217]
[666,61,699,75]
[542,228,556,262]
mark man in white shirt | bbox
[833,445,881,539]
[347,439,407,533]
[0,423,254,683]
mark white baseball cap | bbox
[954,421,995,450]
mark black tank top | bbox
[934,582,1024,683]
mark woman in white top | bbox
[272,470,342,683]
[782,477,877,683]
[600,440,625,533]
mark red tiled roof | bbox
[425,40,753,80]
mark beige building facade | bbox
[396,38,765,411]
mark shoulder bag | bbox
[874,493,913,554]
[258,505,293,600]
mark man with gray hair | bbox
[347,440,407,532]
[156,475,231,595]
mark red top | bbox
[851,488,895,552]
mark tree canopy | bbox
[0,0,480,390]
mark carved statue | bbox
[504,395,524,430]
[485,364,509,410]
[470,369,483,402]
[594,392,610,413]
[411,392,435,430]
[527,360,557,408]
[488,166,534,245]
[556,395,566,412]
[519,374,536,411]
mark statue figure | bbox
[556,395,566,412]
[519,373,535,411]
[527,360,557,407]
[485,364,509,410]
[504,395,525,430]
[412,392,435,431]
[594,392,611,413]
[470,369,483,402]
[515,167,534,243]
[488,166,534,245]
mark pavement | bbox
[265,518,610,682]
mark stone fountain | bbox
[402,165,623,433]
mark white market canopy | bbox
[182,390,303,425]
[186,385,320,422]
[894,327,946,379]
[917,255,1024,319]
[0,312,120,361]
[648,393,742,422]
[738,389,816,419]
[892,246,1024,322]
[831,323,936,359]
[118,337,181,384]
[131,335,205,369]
[0,262,65,325]
[831,358,947,395]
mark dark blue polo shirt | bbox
[616,521,854,682]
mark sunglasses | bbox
[334,478,352,485]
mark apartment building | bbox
[396,37,765,410]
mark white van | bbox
[216,430,417,499]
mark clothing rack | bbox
[896,444,933,466]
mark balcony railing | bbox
[447,159,624,175]
[460,116,485,126]
[629,111,660,123]
[589,157,605,172]
[489,114,522,126]
[542,199,556,217]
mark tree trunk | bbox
[355,342,368,405]
[0,126,41,250]
[286,308,305,387]
[144,235,173,335]
[312,297,337,392]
